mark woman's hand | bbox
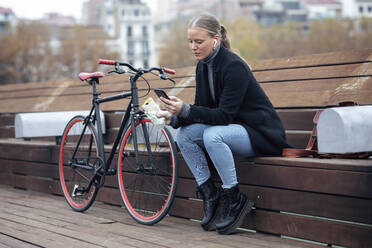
[160,96,183,115]
[156,110,172,125]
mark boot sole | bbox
[201,210,219,231]
[216,199,254,235]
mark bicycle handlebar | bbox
[98,59,176,75]
[163,68,176,75]
[98,59,115,65]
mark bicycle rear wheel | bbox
[59,115,99,212]
[117,119,178,225]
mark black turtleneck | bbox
[200,44,221,103]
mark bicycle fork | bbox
[130,113,156,174]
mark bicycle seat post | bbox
[89,78,100,100]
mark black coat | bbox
[176,46,288,155]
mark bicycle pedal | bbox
[72,184,84,197]
[106,168,116,176]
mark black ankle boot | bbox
[197,179,221,231]
[215,185,254,235]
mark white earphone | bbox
[213,39,217,49]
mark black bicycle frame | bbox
[70,71,154,190]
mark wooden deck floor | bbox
[0,185,322,248]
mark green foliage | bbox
[0,22,118,85]
[227,18,262,60]
[157,21,195,68]
[158,18,372,66]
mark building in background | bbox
[239,0,308,25]
[82,0,156,68]
[0,7,17,35]
[339,0,372,18]
[41,13,76,27]
[172,0,243,21]
[354,0,372,18]
[300,0,342,20]
[82,0,106,27]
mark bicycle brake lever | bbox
[168,78,176,84]
[108,69,126,75]
[160,73,175,84]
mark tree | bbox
[157,21,195,69]
[58,25,119,80]
[0,21,53,84]
[304,19,355,54]
[0,22,119,85]
[227,18,262,61]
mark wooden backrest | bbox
[0,49,371,148]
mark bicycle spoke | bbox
[117,119,178,225]
[59,116,99,212]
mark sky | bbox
[0,0,156,20]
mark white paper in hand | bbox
[142,97,168,130]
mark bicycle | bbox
[58,59,178,225]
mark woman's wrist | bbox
[170,115,179,127]
[178,102,190,118]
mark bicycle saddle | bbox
[79,72,104,81]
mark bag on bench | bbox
[282,102,372,159]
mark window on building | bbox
[127,26,132,37]
[122,9,125,16]
[106,7,113,15]
[142,41,149,56]
[143,60,149,68]
[134,9,140,16]
[368,6,372,12]
[128,41,135,56]
[359,6,364,13]
[142,26,148,37]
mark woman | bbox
[157,14,288,234]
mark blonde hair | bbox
[189,14,231,50]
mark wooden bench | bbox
[0,49,371,247]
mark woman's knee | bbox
[203,127,222,148]
[176,124,205,146]
[176,126,188,147]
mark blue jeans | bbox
[176,123,255,189]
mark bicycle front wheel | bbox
[117,119,178,225]
[59,115,99,212]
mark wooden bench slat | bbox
[278,109,316,130]
[254,62,372,83]
[0,67,194,96]
[285,131,311,148]
[5,75,371,112]
[0,79,174,101]
[175,178,372,224]
[245,210,372,248]
[104,112,124,129]
[0,86,192,113]
[262,77,372,107]
[0,127,14,139]
[170,198,372,248]
[0,115,15,126]
[250,49,372,71]
[236,163,372,198]
[105,110,316,131]
[254,157,372,172]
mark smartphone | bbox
[154,88,170,100]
